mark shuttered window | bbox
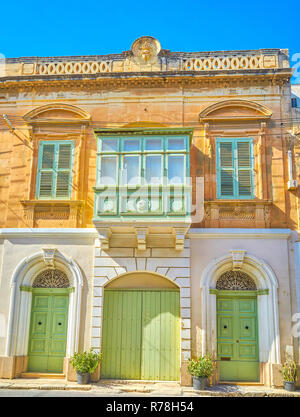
[36,141,74,199]
[216,138,254,199]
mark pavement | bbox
[0,378,299,396]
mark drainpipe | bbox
[287,131,298,191]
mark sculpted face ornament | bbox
[141,43,152,62]
[131,36,161,65]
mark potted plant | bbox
[187,355,215,390]
[70,349,102,384]
[281,360,297,392]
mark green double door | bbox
[101,289,180,381]
[28,289,69,373]
[217,293,259,382]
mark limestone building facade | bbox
[0,36,299,387]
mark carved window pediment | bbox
[23,103,90,126]
[199,100,272,122]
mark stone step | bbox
[20,373,65,379]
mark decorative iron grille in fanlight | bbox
[216,270,256,291]
[32,269,70,288]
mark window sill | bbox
[204,200,272,228]
[20,200,84,228]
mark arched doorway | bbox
[200,251,280,385]
[27,269,71,373]
[6,250,83,378]
[215,271,259,382]
[101,272,181,381]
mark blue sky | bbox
[1,0,299,81]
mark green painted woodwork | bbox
[94,127,194,138]
[20,286,75,293]
[101,289,180,381]
[216,138,254,199]
[210,289,269,296]
[27,289,69,373]
[95,135,190,188]
[93,132,191,221]
[36,141,75,200]
[217,293,259,382]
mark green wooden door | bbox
[217,293,259,382]
[28,289,69,373]
[101,290,142,379]
[101,289,180,381]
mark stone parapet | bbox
[2,47,289,78]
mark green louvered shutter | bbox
[217,138,254,199]
[37,141,74,199]
[219,142,234,197]
[237,141,252,197]
[56,144,72,198]
[39,144,55,198]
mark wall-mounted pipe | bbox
[287,131,298,191]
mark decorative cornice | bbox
[0,70,293,92]
[0,228,98,238]
[188,228,291,239]
[94,127,194,139]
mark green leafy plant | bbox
[281,361,297,382]
[70,350,102,374]
[187,355,215,378]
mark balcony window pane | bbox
[145,155,162,184]
[100,156,117,184]
[101,139,118,152]
[168,138,185,150]
[145,138,162,151]
[168,155,184,184]
[123,155,140,184]
[123,139,140,152]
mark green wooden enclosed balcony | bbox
[92,128,193,250]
